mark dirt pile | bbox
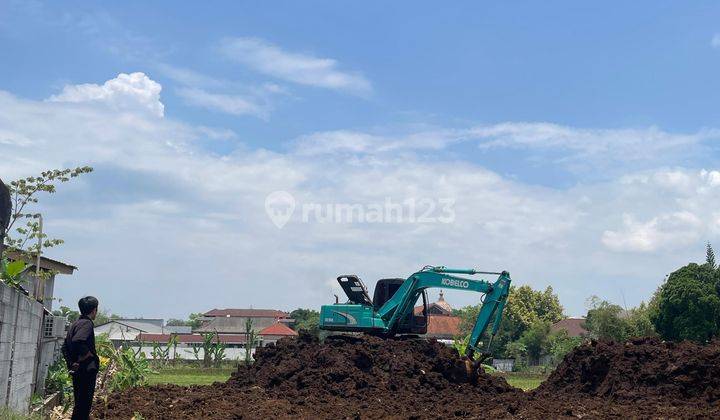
[226,333,516,397]
[95,336,720,419]
[538,337,720,403]
[97,334,518,419]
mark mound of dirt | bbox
[95,335,720,419]
[226,333,516,397]
[97,334,518,419]
[537,337,720,402]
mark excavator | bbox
[319,265,511,360]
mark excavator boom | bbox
[320,266,511,358]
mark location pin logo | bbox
[265,191,295,229]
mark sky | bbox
[2,1,720,318]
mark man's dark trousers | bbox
[72,370,97,420]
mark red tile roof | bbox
[137,333,247,344]
[258,322,298,336]
[203,309,289,318]
[551,317,588,338]
[425,315,461,337]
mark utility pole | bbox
[35,214,44,302]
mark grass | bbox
[495,372,548,391]
[146,366,236,386]
[147,364,547,391]
[0,407,43,420]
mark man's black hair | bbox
[78,296,99,316]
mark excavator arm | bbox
[320,266,512,359]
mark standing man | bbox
[63,296,100,420]
[0,177,10,258]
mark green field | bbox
[147,367,236,386]
[497,373,547,391]
[147,366,546,391]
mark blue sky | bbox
[2,1,720,318]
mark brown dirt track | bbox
[95,335,720,419]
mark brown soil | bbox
[94,334,720,419]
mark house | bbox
[135,321,297,360]
[94,318,190,347]
[551,317,588,338]
[414,291,462,340]
[257,321,298,344]
[5,249,76,310]
[194,308,291,334]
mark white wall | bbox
[131,344,253,361]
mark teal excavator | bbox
[319,266,511,360]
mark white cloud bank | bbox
[48,72,165,117]
[2,73,719,318]
[219,37,372,96]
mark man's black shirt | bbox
[64,315,99,373]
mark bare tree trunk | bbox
[0,177,10,259]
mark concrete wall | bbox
[34,315,66,394]
[0,281,43,413]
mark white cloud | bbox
[602,212,703,252]
[155,63,226,89]
[4,73,720,319]
[219,37,372,95]
[176,87,269,119]
[48,72,164,117]
[293,123,719,179]
[712,34,720,48]
[471,123,713,164]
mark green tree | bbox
[650,263,720,342]
[94,309,122,326]
[52,305,80,323]
[707,242,716,269]
[188,312,204,330]
[624,302,656,338]
[289,308,320,335]
[518,319,552,363]
[584,296,628,341]
[547,329,582,365]
[244,318,259,365]
[504,341,527,370]
[455,285,563,357]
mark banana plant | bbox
[110,347,156,391]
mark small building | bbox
[414,291,462,340]
[194,308,291,334]
[257,321,298,345]
[492,359,515,372]
[94,318,190,347]
[550,317,588,338]
[5,249,76,310]
[135,322,298,360]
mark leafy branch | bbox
[4,166,93,253]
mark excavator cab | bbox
[332,276,428,335]
[373,278,428,334]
